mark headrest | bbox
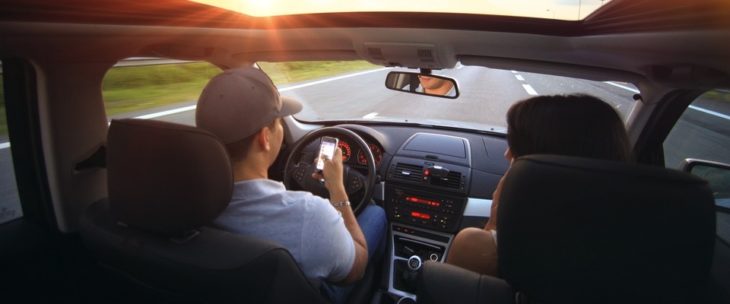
[107,119,233,236]
[497,154,716,303]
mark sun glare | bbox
[191,0,611,20]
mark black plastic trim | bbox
[633,89,704,166]
[2,58,57,232]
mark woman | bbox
[446,94,631,275]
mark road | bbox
[1,66,729,223]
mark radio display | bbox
[405,196,441,207]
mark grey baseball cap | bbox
[195,67,302,144]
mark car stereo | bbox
[385,186,466,233]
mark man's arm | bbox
[316,148,368,284]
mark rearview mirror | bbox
[385,72,459,99]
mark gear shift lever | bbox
[407,255,422,271]
[402,255,422,291]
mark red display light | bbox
[410,211,431,220]
[405,196,441,207]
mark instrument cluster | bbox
[335,138,383,167]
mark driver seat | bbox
[79,119,327,303]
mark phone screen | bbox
[316,137,338,171]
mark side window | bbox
[664,89,730,169]
[102,58,220,124]
[0,59,24,224]
[664,89,730,243]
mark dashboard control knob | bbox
[429,253,439,261]
[407,255,422,271]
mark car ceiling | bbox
[0,0,729,88]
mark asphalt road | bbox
[1,66,728,223]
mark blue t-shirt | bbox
[213,179,355,282]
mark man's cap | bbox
[195,67,302,144]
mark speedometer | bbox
[338,140,351,162]
[357,143,383,166]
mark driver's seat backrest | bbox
[79,119,326,303]
[497,155,716,304]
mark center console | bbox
[384,133,472,301]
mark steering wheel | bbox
[284,127,377,215]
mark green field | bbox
[102,60,378,116]
[0,60,378,137]
[705,90,730,103]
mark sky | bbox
[191,0,611,20]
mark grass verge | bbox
[0,60,379,137]
[102,60,379,117]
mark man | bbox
[195,67,386,303]
[416,75,456,96]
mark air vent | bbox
[393,163,423,183]
[430,171,462,189]
[417,49,435,63]
[368,47,385,60]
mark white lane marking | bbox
[278,68,389,92]
[511,70,517,74]
[604,81,640,93]
[134,105,197,119]
[0,142,10,150]
[362,112,378,119]
[522,84,538,96]
[689,105,730,121]
[515,75,525,81]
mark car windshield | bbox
[193,0,612,21]
[259,61,639,133]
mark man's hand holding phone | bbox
[312,137,346,195]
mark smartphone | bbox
[316,136,339,171]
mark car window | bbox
[664,90,730,169]
[260,61,639,133]
[102,58,220,125]
[0,59,24,224]
[664,89,730,244]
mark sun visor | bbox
[356,42,457,69]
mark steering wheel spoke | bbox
[345,167,366,194]
[290,161,310,185]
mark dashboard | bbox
[284,119,510,302]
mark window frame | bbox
[1,58,56,230]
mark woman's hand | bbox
[484,174,506,231]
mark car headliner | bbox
[1,0,729,87]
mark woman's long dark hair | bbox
[506,94,632,162]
